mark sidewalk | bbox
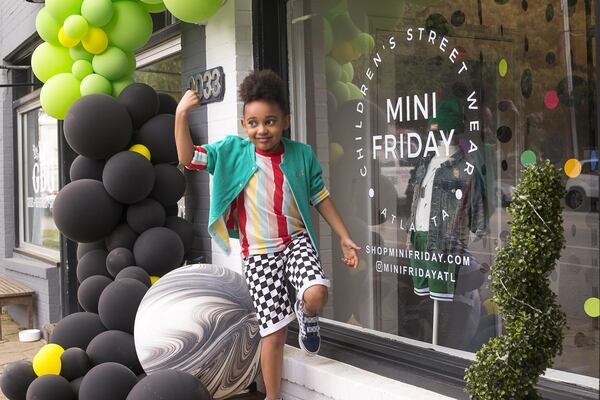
[0,311,45,400]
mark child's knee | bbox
[303,284,328,306]
[263,326,288,346]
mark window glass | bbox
[20,108,60,253]
[289,0,598,378]
[134,53,182,103]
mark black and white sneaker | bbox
[294,298,320,354]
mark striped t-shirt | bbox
[186,144,329,256]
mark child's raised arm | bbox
[174,90,201,167]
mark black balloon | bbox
[133,227,184,276]
[78,362,138,400]
[53,179,123,243]
[69,377,83,397]
[118,83,160,128]
[97,279,147,333]
[105,224,138,252]
[103,151,156,204]
[164,216,193,255]
[157,93,178,115]
[77,275,113,313]
[26,375,74,400]
[126,199,166,234]
[106,247,136,278]
[60,348,91,381]
[64,94,133,159]
[150,164,186,206]
[50,312,106,350]
[134,114,178,164]
[0,361,36,400]
[86,331,144,375]
[70,156,105,182]
[77,241,106,261]
[126,370,212,400]
[115,266,151,287]
[77,250,110,283]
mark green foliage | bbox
[464,160,567,399]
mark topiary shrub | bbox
[464,159,567,400]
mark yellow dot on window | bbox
[584,297,599,318]
[499,59,508,77]
[564,158,582,178]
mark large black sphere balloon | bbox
[105,224,138,251]
[115,266,151,287]
[53,179,123,243]
[64,94,133,159]
[77,275,113,313]
[150,164,185,206]
[86,331,143,375]
[79,362,138,400]
[0,361,36,400]
[126,370,212,400]
[77,241,106,261]
[26,375,74,400]
[133,227,184,276]
[118,83,160,128]
[126,199,166,234]
[97,278,147,333]
[103,151,155,204]
[164,216,193,255]
[164,204,179,217]
[76,250,110,283]
[70,156,105,182]
[50,312,106,350]
[60,348,91,381]
[157,93,178,115]
[134,114,178,164]
[106,247,136,277]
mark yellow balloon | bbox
[129,144,151,161]
[82,26,108,55]
[58,27,80,48]
[150,276,160,285]
[33,343,65,376]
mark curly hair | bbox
[239,69,289,114]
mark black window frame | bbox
[254,1,600,398]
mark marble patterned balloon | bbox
[134,264,261,399]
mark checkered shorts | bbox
[242,232,330,337]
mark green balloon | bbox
[112,76,134,97]
[81,0,114,27]
[72,60,94,80]
[329,80,351,105]
[32,43,74,83]
[46,0,84,23]
[125,51,136,75]
[36,8,61,46]
[340,62,354,82]
[69,44,95,62]
[140,0,164,4]
[80,73,113,95]
[352,32,374,54]
[347,82,363,100]
[104,1,153,51]
[40,73,81,120]
[163,0,222,24]
[325,56,342,83]
[141,2,167,13]
[64,15,89,40]
[92,46,129,80]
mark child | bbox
[174,69,360,400]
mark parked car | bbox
[565,159,599,211]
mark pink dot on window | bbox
[544,90,559,109]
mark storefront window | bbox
[18,106,60,255]
[289,0,598,379]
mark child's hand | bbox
[176,90,201,115]
[340,237,361,268]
